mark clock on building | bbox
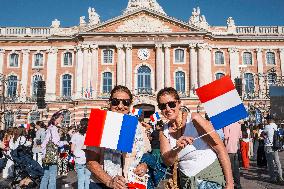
[137,48,150,60]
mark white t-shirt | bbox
[71,132,86,164]
[263,123,278,146]
[163,115,217,177]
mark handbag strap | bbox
[49,128,53,142]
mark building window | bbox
[244,73,254,94]
[63,52,72,66]
[175,71,185,93]
[4,111,14,129]
[32,75,43,97]
[243,52,252,65]
[62,110,71,127]
[266,52,276,65]
[62,74,72,97]
[7,75,17,97]
[34,53,43,67]
[215,73,225,80]
[175,49,184,63]
[137,66,151,94]
[10,53,19,67]
[267,72,277,85]
[29,111,41,124]
[102,72,112,93]
[103,50,113,64]
[215,51,224,65]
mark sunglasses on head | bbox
[158,101,177,110]
[110,98,131,107]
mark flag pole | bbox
[193,130,216,141]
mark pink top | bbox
[223,122,242,153]
[41,125,61,155]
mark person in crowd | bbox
[86,85,151,189]
[252,125,259,161]
[240,129,250,169]
[158,87,234,189]
[1,128,13,178]
[71,118,91,189]
[262,114,283,183]
[257,124,267,167]
[40,111,64,189]
[57,128,69,176]
[8,127,32,177]
[32,121,46,166]
[149,121,163,163]
[27,123,37,146]
[247,124,254,159]
[224,122,243,189]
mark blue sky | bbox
[0,0,283,27]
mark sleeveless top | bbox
[163,115,217,177]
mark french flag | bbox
[19,124,30,130]
[196,76,248,130]
[131,108,142,117]
[84,109,138,153]
[150,112,161,124]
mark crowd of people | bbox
[0,85,283,189]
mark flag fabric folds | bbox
[196,76,248,130]
[131,108,142,117]
[150,112,161,124]
[84,109,138,153]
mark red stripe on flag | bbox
[84,109,107,146]
[195,75,236,103]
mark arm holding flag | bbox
[191,112,234,189]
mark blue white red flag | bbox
[131,108,142,117]
[195,76,248,130]
[150,112,161,124]
[18,124,30,130]
[84,109,138,153]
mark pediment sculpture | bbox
[116,15,172,32]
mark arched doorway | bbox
[133,103,155,121]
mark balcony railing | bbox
[236,26,284,35]
[0,27,51,36]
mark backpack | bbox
[272,129,283,151]
[42,129,58,165]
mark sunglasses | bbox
[110,98,131,107]
[158,101,177,110]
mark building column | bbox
[90,44,98,99]
[164,43,171,87]
[197,43,212,86]
[20,49,30,101]
[256,48,265,98]
[75,45,84,99]
[280,48,284,77]
[46,47,58,101]
[82,44,89,93]
[228,48,240,80]
[125,44,132,90]
[116,44,124,86]
[155,44,164,91]
[0,49,4,75]
[189,43,198,96]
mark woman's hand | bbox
[175,136,194,151]
[141,122,152,130]
[107,175,127,189]
[134,163,148,177]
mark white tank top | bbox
[163,115,217,177]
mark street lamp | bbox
[84,106,88,118]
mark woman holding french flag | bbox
[86,85,152,189]
[158,87,234,189]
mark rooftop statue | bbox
[124,0,166,15]
[88,7,100,25]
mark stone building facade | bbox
[0,0,284,128]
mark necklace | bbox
[171,111,184,131]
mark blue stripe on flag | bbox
[117,114,138,153]
[210,103,248,130]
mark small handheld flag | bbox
[18,124,30,130]
[150,112,161,124]
[84,109,138,153]
[195,76,248,130]
[131,108,142,117]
